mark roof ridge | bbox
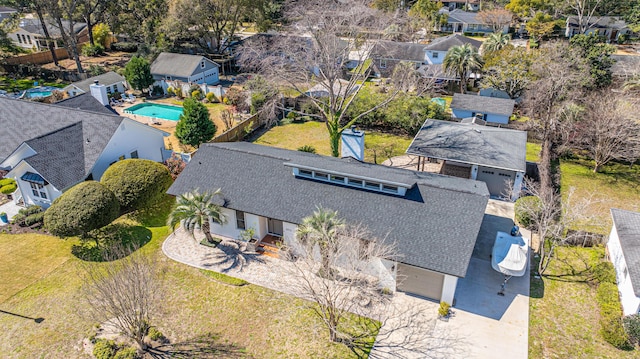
[1,97,123,120]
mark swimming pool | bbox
[19,86,60,99]
[124,103,184,121]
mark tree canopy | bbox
[569,33,615,89]
[175,98,216,148]
[124,56,155,92]
[443,43,484,93]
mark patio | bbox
[0,201,21,226]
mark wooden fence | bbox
[4,47,72,65]
[211,114,260,143]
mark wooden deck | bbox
[257,235,282,259]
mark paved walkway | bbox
[0,201,21,226]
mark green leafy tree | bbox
[124,56,154,93]
[297,207,345,278]
[443,43,484,93]
[626,2,640,33]
[44,181,120,240]
[167,189,226,244]
[372,0,402,12]
[101,159,173,213]
[92,23,111,48]
[525,11,555,41]
[175,98,216,148]
[409,0,447,37]
[569,33,615,89]
[481,46,535,99]
[481,32,511,53]
[505,0,559,18]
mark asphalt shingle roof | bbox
[167,142,489,277]
[150,52,219,78]
[612,209,640,296]
[0,98,123,190]
[70,72,126,93]
[18,18,86,37]
[407,119,527,172]
[424,34,482,52]
[371,40,428,62]
[450,93,515,117]
[447,9,482,24]
[54,93,118,115]
[567,16,628,30]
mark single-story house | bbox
[441,0,479,12]
[608,208,640,316]
[167,142,489,303]
[450,93,516,124]
[0,83,169,208]
[407,119,527,200]
[63,72,127,98]
[0,6,16,22]
[424,34,482,65]
[9,17,87,51]
[565,16,629,42]
[442,9,508,34]
[151,52,220,93]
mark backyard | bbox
[0,212,375,358]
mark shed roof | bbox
[407,119,527,172]
[612,209,640,296]
[167,142,489,277]
[150,52,219,78]
[450,93,515,117]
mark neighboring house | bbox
[423,34,482,65]
[443,9,508,34]
[167,142,489,303]
[565,16,629,42]
[151,52,220,93]
[370,40,429,78]
[0,6,16,22]
[406,119,527,200]
[608,209,640,316]
[54,92,118,115]
[441,0,480,11]
[9,17,87,51]
[450,93,515,124]
[0,83,169,208]
[304,79,360,98]
[63,72,127,98]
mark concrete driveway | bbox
[441,199,530,359]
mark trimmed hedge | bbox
[24,212,44,227]
[12,205,43,227]
[514,196,542,229]
[101,159,173,212]
[44,181,120,237]
[93,339,117,359]
[110,42,138,52]
[596,282,631,349]
[0,178,16,194]
[113,346,138,359]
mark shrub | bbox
[166,86,175,96]
[147,326,165,341]
[21,205,43,216]
[88,64,106,76]
[624,314,640,344]
[11,213,26,226]
[93,338,117,359]
[175,98,216,147]
[191,89,203,100]
[24,212,45,227]
[110,42,138,52]
[514,196,542,229]
[0,178,16,194]
[163,155,186,180]
[82,44,105,57]
[297,145,317,153]
[113,346,138,359]
[101,159,173,212]
[44,181,120,238]
[205,92,217,103]
[597,282,631,349]
[92,23,111,48]
[438,301,451,317]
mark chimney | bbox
[341,125,365,161]
[89,80,109,106]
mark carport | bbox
[407,119,528,201]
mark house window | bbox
[106,86,112,94]
[348,178,362,186]
[298,169,312,177]
[112,85,117,93]
[201,60,206,68]
[236,210,246,229]
[130,150,138,159]
[382,184,398,193]
[314,171,328,180]
[432,52,439,59]
[30,182,47,199]
[364,181,379,190]
[166,76,171,81]
[17,34,21,43]
[27,35,31,44]
[21,35,26,43]
[330,175,345,183]
[380,59,387,69]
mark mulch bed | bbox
[0,223,48,235]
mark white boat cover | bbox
[491,231,529,277]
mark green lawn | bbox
[0,216,375,357]
[526,142,541,163]
[254,120,413,163]
[0,76,67,92]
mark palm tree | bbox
[167,189,226,244]
[443,43,484,93]
[481,32,511,53]
[297,207,345,277]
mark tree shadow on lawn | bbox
[145,333,250,358]
[71,223,152,262]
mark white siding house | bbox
[150,52,220,95]
[608,209,640,316]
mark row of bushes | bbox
[596,282,631,349]
[93,339,138,359]
[110,42,138,53]
[11,205,44,228]
[0,178,16,195]
[82,44,105,57]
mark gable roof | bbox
[151,52,219,78]
[450,93,515,117]
[70,72,126,93]
[0,98,124,189]
[407,119,527,172]
[447,9,482,25]
[167,142,489,277]
[54,93,118,115]
[18,18,86,37]
[371,40,428,62]
[566,16,628,30]
[612,209,640,296]
[424,34,482,52]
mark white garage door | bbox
[476,167,515,198]
[396,264,444,301]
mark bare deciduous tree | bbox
[238,0,415,157]
[220,109,235,131]
[566,0,611,34]
[81,247,161,350]
[477,8,513,32]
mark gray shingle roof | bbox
[424,34,482,52]
[71,72,126,93]
[450,93,515,117]
[18,18,86,37]
[167,142,489,277]
[0,98,123,190]
[611,209,640,296]
[447,10,482,24]
[567,16,628,30]
[54,93,118,115]
[407,119,527,172]
[150,52,219,78]
[371,40,428,62]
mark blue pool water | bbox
[124,103,184,121]
[19,86,60,99]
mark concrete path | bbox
[0,201,21,226]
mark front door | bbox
[267,218,283,236]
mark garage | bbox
[476,166,515,198]
[396,263,444,301]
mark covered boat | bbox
[492,231,529,277]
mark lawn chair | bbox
[110,98,123,107]
[121,94,133,103]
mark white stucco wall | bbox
[441,275,458,305]
[426,50,446,65]
[89,119,165,181]
[608,225,640,316]
[7,161,62,208]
